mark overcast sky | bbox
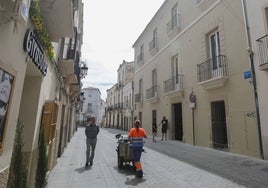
[81,0,165,100]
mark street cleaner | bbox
[128,120,147,178]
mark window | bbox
[171,4,178,29]
[139,79,143,101]
[0,68,14,150]
[153,29,157,47]
[150,28,158,51]
[265,7,268,32]
[138,44,144,61]
[172,55,181,89]
[172,55,182,89]
[152,69,157,97]
[152,69,157,87]
[129,93,131,106]
[87,103,92,113]
[20,0,30,21]
[172,55,179,84]
[139,79,143,95]
[208,30,221,70]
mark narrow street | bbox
[46,127,268,188]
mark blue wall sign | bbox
[244,70,252,79]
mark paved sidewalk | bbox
[46,127,251,188]
[144,135,268,188]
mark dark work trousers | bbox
[132,143,143,178]
[86,138,97,163]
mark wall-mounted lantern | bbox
[80,62,88,79]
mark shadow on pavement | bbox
[114,164,135,176]
[75,166,92,173]
[114,165,146,186]
[125,176,146,186]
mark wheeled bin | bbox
[115,133,134,169]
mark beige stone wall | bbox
[133,0,260,158]
[246,0,268,159]
[0,18,28,173]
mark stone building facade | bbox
[132,0,260,158]
[0,0,85,186]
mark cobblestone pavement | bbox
[46,127,267,188]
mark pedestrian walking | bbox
[85,117,99,167]
[152,119,157,142]
[160,116,168,140]
[128,120,147,178]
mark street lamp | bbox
[80,62,88,79]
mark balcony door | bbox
[172,55,180,90]
[171,4,178,29]
[209,31,222,77]
[152,69,157,97]
[139,79,143,101]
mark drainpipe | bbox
[241,0,264,159]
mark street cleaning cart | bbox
[115,133,134,169]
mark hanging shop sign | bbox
[23,29,48,76]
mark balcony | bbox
[197,55,228,89]
[114,103,123,110]
[149,39,158,55]
[107,105,114,111]
[197,0,218,11]
[137,53,144,64]
[256,34,268,71]
[58,59,74,78]
[39,0,74,42]
[66,74,78,84]
[58,40,76,78]
[86,109,94,114]
[119,102,123,109]
[70,84,80,95]
[146,86,159,102]
[135,93,142,103]
[114,103,118,109]
[123,103,131,109]
[167,14,181,36]
[163,75,184,98]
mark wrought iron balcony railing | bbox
[166,14,180,34]
[164,75,184,93]
[137,53,144,63]
[149,38,157,51]
[123,103,131,109]
[256,34,268,67]
[146,86,159,99]
[135,93,142,103]
[197,55,227,82]
[118,102,123,109]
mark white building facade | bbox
[246,0,268,159]
[81,87,103,125]
[106,60,134,130]
[133,0,260,158]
